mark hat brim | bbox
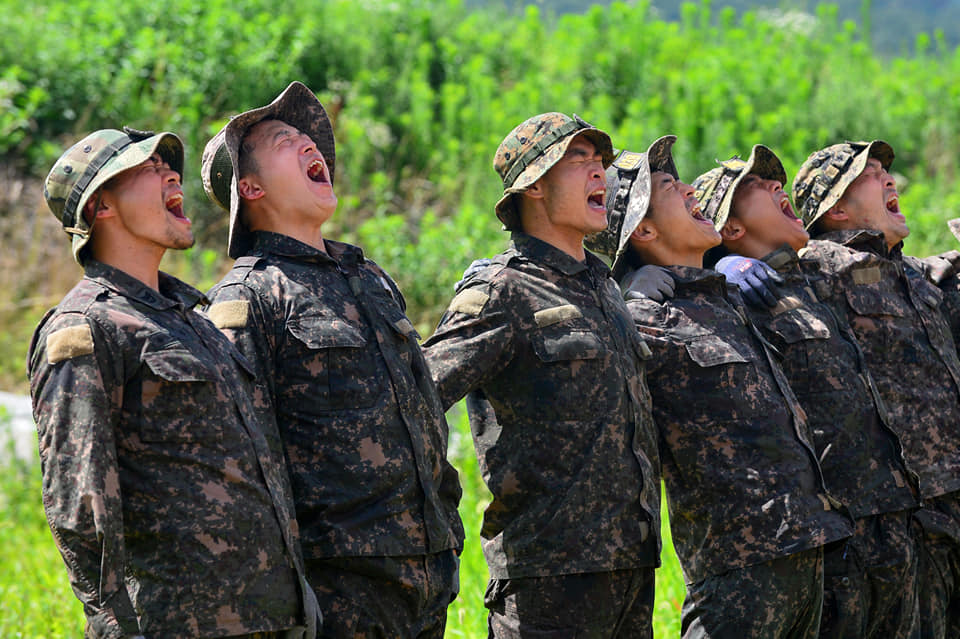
[202,81,336,258]
[494,128,614,230]
[72,132,184,264]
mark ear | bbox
[86,189,116,221]
[629,220,658,245]
[523,179,545,200]
[720,218,745,241]
[237,176,266,202]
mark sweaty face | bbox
[646,170,721,257]
[836,158,908,246]
[100,152,194,251]
[242,119,337,224]
[536,135,610,238]
[730,173,808,253]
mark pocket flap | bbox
[532,330,604,362]
[143,347,214,382]
[287,315,366,349]
[683,334,749,367]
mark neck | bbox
[248,206,327,253]
[91,244,164,291]
[639,245,703,268]
[724,237,781,261]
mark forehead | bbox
[564,134,597,155]
[245,119,301,145]
[864,157,883,169]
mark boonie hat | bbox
[793,140,894,229]
[44,127,184,265]
[692,144,787,231]
[584,135,677,280]
[202,81,336,258]
[493,112,614,231]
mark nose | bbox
[163,165,181,184]
[882,169,895,188]
[299,133,317,154]
[679,180,695,197]
[768,179,782,193]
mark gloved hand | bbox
[920,250,960,285]
[619,265,676,302]
[715,255,784,308]
[454,258,492,292]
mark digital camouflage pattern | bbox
[792,141,894,229]
[584,136,678,280]
[492,112,614,230]
[423,232,661,580]
[43,127,184,264]
[681,547,824,639]
[205,232,463,563]
[914,493,960,639]
[626,266,851,584]
[27,261,314,639]
[750,246,917,519]
[820,511,919,639]
[485,567,655,639]
[800,230,960,499]
[692,144,787,231]
[306,551,458,639]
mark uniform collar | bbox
[815,229,904,259]
[510,231,610,278]
[251,231,365,265]
[760,244,800,272]
[83,260,206,310]
[666,264,726,294]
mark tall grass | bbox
[0,406,687,637]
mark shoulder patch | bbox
[852,265,882,286]
[534,304,582,328]
[207,300,249,329]
[448,289,490,316]
[46,324,94,364]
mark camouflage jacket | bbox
[803,230,960,499]
[628,266,852,584]
[205,232,463,560]
[27,261,310,639]
[749,246,918,519]
[423,232,660,579]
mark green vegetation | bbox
[0,408,685,637]
[0,0,957,633]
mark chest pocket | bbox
[761,306,832,346]
[526,321,606,421]
[683,334,749,368]
[282,314,378,412]
[844,284,909,318]
[139,346,217,443]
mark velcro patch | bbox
[852,266,882,286]
[613,150,644,171]
[534,304,582,328]
[770,296,803,317]
[47,324,94,364]
[448,289,489,316]
[207,300,249,329]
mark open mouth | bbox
[886,193,901,214]
[307,158,328,184]
[587,188,605,208]
[690,201,710,224]
[165,193,187,220]
[779,194,798,220]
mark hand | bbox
[619,265,676,302]
[922,250,960,285]
[454,258,492,292]
[715,255,784,308]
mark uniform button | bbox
[841,576,851,586]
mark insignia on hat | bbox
[613,151,644,171]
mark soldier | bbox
[29,127,318,638]
[201,82,464,638]
[422,113,661,638]
[588,136,852,639]
[694,145,920,639]
[791,141,960,639]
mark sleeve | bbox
[422,282,517,412]
[27,313,140,639]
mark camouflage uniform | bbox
[424,232,660,636]
[627,267,851,639]
[795,142,960,639]
[205,233,464,637]
[424,112,660,638]
[695,147,922,638]
[201,82,463,638]
[28,262,313,639]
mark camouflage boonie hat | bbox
[202,81,336,258]
[584,135,678,280]
[692,145,787,231]
[793,140,894,229]
[44,127,184,265]
[493,112,614,231]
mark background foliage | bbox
[1,0,959,634]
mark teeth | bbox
[166,193,183,208]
